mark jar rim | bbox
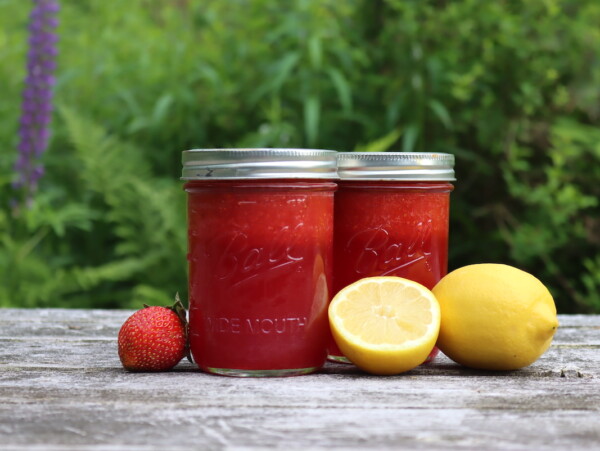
[336,152,455,181]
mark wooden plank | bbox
[1,369,599,448]
[0,339,597,377]
[0,310,599,450]
[0,308,128,338]
[2,403,599,450]
[2,365,599,408]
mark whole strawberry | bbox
[118,296,189,372]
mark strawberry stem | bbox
[172,292,193,364]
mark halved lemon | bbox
[328,277,441,375]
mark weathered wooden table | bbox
[0,310,598,450]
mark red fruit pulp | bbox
[185,180,335,374]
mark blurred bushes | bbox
[1,0,599,311]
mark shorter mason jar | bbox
[329,152,455,363]
[182,149,337,377]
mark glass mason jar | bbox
[182,149,337,377]
[329,152,455,363]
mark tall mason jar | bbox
[182,149,337,377]
[329,152,455,363]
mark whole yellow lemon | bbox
[432,264,558,370]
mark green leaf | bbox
[271,52,302,92]
[308,35,322,70]
[355,128,403,152]
[249,52,301,104]
[327,68,353,112]
[151,94,174,125]
[402,124,419,152]
[428,99,453,129]
[303,94,320,146]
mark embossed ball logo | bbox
[211,224,306,285]
[348,219,433,276]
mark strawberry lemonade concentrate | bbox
[182,149,337,377]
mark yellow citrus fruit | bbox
[328,276,441,375]
[432,264,559,371]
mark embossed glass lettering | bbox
[205,317,309,335]
[211,224,305,285]
[347,219,433,276]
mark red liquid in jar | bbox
[185,180,335,375]
[330,181,453,362]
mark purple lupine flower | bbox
[12,0,59,208]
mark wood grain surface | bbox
[0,309,598,450]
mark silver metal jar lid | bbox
[336,152,455,181]
[181,148,338,180]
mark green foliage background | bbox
[1,0,599,312]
